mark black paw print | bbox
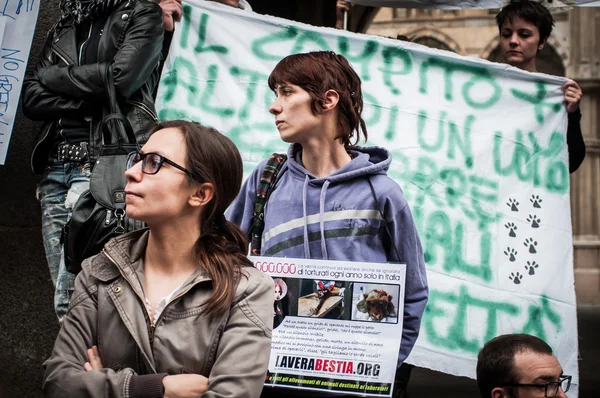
[526,214,540,228]
[509,272,523,284]
[525,261,539,275]
[507,198,519,212]
[505,222,518,237]
[504,247,517,262]
[530,195,543,208]
[524,238,538,254]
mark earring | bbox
[538,46,542,50]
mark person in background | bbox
[227,51,428,398]
[496,0,586,173]
[43,120,273,398]
[335,0,352,29]
[22,0,164,322]
[477,334,571,398]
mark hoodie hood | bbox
[286,143,392,185]
[277,143,394,261]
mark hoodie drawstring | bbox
[319,180,330,260]
[302,175,331,260]
[302,175,311,258]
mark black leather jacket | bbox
[23,0,163,174]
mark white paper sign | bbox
[156,1,580,395]
[251,256,406,397]
[0,0,41,165]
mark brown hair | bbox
[150,120,252,319]
[268,51,368,148]
[496,0,555,44]
[476,333,553,398]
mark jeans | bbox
[37,159,91,322]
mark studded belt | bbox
[55,142,89,162]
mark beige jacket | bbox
[43,230,273,398]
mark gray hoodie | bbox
[227,143,429,365]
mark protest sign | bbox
[156,1,579,395]
[251,256,406,397]
[0,0,40,165]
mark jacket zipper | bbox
[103,249,206,350]
[103,250,154,328]
[50,47,72,66]
[78,23,94,65]
[150,283,201,337]
[30,123,54,173]
[126,100,158,121]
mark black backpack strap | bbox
[367,177,402,262]
[249,153,287,255]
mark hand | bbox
[336,0,352,29]
[163,374,209,398]
[84,346,104,371]
[159,0,183,32]
[210,0,240,7]
[563,80,582,113]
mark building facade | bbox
[365,6,600,304]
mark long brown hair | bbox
[150,120,252,318]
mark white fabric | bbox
[155,1,580,395]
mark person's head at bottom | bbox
[476,333,571,398]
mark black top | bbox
[56,17,109,144]
[567,108,586,173]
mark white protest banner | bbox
[251,256,406,397]
[347,0,600,8]
[156,1,579,395]
[0,0,40,165]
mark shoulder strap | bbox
[367,178,402,262]
[102,63,136,146]
[249,153,287,255]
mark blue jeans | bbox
[37,159,91,322]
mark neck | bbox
[301,139,352,178]
[515,58,537,73]
[145,219,201,275]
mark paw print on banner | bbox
[505,222,517,237]
[524,238,538,254]
[509,272,523,284]
[507,198,519,212]
[526,215,541,228]
[504,247,517,262]
[525,261,539,275]
[530,194,543,208]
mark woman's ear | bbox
[189,182,214,208]
[538,37,547,52]
[321,89,340,112]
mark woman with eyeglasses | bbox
[43,120,274,398]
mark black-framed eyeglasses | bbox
[126,151,199,180]
[505,375,571,397]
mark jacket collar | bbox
[95,229,213,296]
[51,0,133,65]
